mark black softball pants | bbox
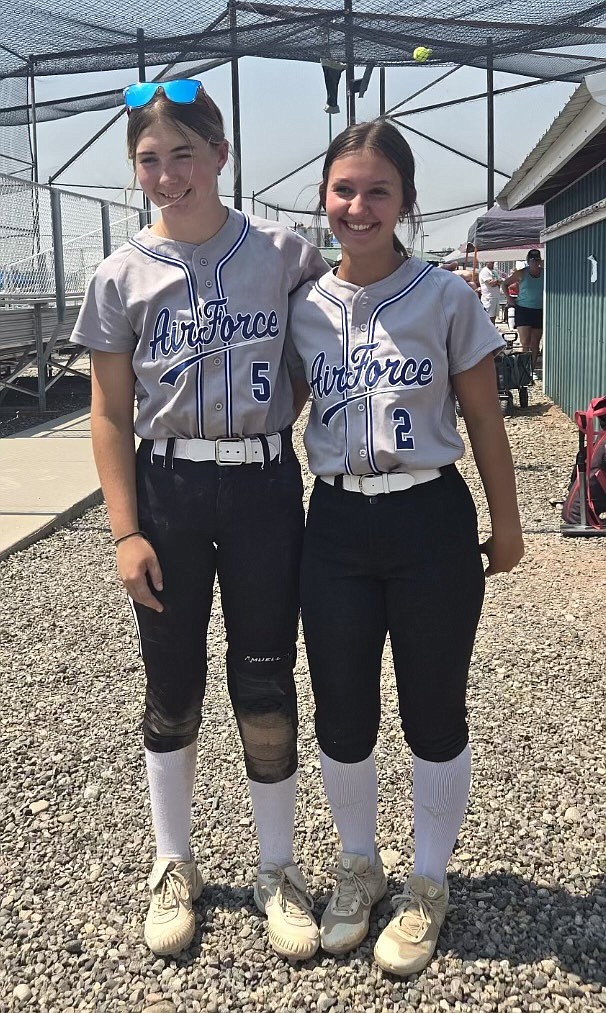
[132,435,304,783]
[300,464,485,764]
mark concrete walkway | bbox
[0,409,101,561]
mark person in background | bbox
[502,250,543,365]
[478,261,501,323]
[454,266,479,294]
[287,119,524,976]
[70,79,326,962]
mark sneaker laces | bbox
[151,865,187,914]
[327,865,374,916]
[269,868,314,924]
[390,884,436,942]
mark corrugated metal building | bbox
[497,71,606,418]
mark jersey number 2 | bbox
[393,408,414,451]
[251,362,271,403]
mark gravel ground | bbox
[1,381,605,1013]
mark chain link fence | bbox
[0,174,146,408]
[0,173,143,299]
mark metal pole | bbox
[28,61,44,323]
[29,59,39,183]
[50,189,66,324]
[137,28,146,83]
[487,37,494,210]
[34,305,45,411]
[230,3,243,210]
[379,66,386,116]
[101,202,112,258]
[137,29,152,224]
[345,0,355,125]
[48,109,126,185]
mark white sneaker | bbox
[320,849,387,954]
[374,873,449,976]
[254,863,319,960]
[144,857,203,956]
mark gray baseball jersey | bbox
[286,258,505,476]
[71,209,327,440]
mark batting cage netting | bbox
[1,0,605,97]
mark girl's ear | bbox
[217,139,229,172]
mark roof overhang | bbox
[497,70,606,210]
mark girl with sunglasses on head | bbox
[286,120,523,975]
[71,79,326,960]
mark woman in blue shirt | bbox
[502,249,544,366]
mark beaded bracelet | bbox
[114,530,145,547]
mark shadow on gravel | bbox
[174,873,606,984]
[513,403,552,418]
[421,871,603,982]
[515,462,557,472]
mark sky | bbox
[30,54,597,251]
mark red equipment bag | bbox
[561,396,606,529]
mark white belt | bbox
[320,469,441,496]
[152,434,281,465]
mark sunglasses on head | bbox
[123,79,204,111]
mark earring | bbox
[398,209,407,223]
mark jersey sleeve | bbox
[443,277,505,374]
[284,233,329,293]
[70,256,137,353]
[284,282,313,383]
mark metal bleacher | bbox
[0,296,85,408]
[0,174,145,409]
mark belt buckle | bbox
[215,438,244,465]
[358,475,382,496]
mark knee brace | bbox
[227,647,299,783]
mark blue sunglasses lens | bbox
[123,79,203,110]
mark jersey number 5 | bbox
[251,362,271,403]
[393,407,414,451]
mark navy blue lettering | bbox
[312,344,434,427]
[182,321,197,348]
[149,306,171,360]
[150,298,281,372]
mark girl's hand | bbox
[480,528,524,576]
[116,536,164,612]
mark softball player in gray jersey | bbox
[70,80,325,961]
[286,120,524,974]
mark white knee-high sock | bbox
[145,742,197,860]
[412,744,471,884]
[320,749,377,862]
[248,770,298,869]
